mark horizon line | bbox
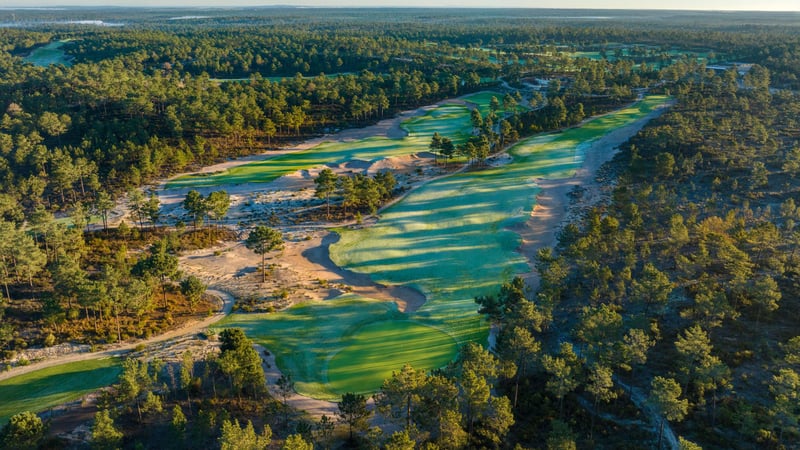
[1,5,800,12]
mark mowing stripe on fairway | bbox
[326,320,457,395]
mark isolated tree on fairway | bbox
[430,131,442,162]
[440,137,455,166]
[337,392,370,442]
[315,168,338,219]
[245,226,283,283]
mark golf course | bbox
[218,95,668,400]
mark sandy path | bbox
[0,290,233,383]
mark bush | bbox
[43,333,56,347]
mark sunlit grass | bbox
[327,320,457,395]
[0,358,121,425]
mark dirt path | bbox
[0,290,233,383]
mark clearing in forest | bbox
[221,96,667,399]
[23,40,73,67]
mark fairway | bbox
[224,96,667,399]
[166,102,479,190]
[0,358,121,425]
[461,91,525,116]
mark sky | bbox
[2,0,799,11]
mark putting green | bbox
[218,294,410,400]
[0,358,121,425]
[222,96,667,399]
[327,321,457,395]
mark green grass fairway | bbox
[24,41,73,67]
[217,295,402,399]
[222,96,667,399]
[327,321,457,395]
[461,91,525,116]
[218,295,457,399]
[0,358,121,425]
[165,95,506,190]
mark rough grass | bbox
[222,96,666,399]
[0,358,121,425]
[24,41,72,67]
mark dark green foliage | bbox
[336,392,370,442]
[0,411,46,450]
[244,226,283,283]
